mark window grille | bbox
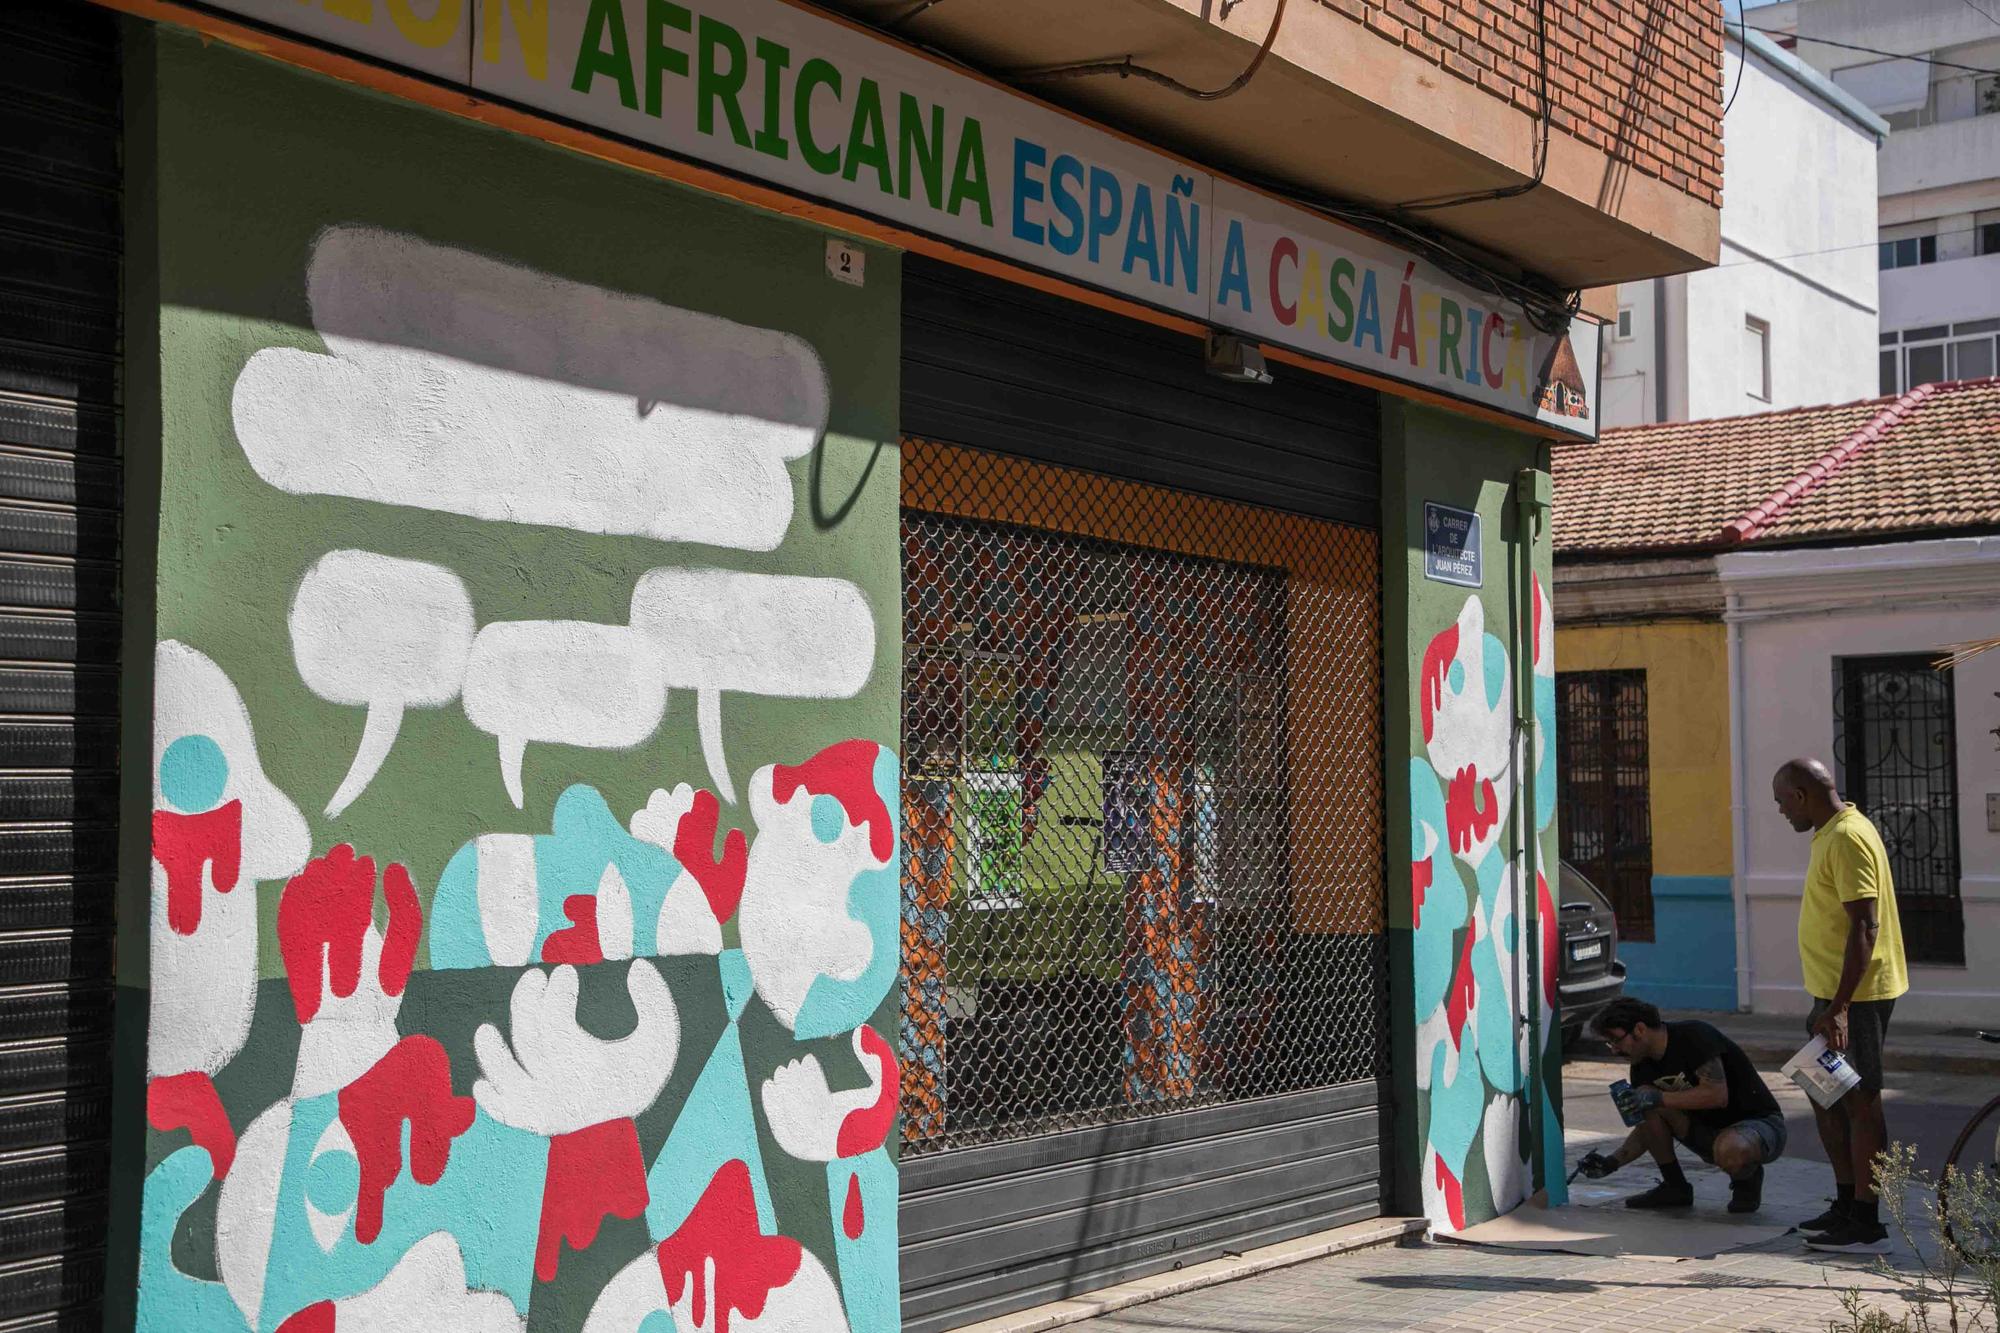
[1555,670,1654,941]
[1833,655,1965,966]
[898,437,1387,1154]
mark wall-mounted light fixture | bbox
[1204,332,1273,385]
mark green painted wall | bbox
[114,29,905,1333]
[1382,400,1562,1230]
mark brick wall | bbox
[1319,0,1724,208]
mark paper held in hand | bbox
[1780,1035,1862,1109]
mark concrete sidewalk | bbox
[1576,1009,2000,1076]
[1029,1135,1945,1333]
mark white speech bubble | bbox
[462,620,668,808]
[289,550,476,818]
[629,568,874,802]
[231,226,828,551]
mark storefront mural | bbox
[131,38,899,1333]
[1409,585,1558,1229]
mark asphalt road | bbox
[1563,1044,1996,1180]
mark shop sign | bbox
[1423,502,1482,588]
[198,0,1600,438]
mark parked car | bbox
[1557,860,1626,1048]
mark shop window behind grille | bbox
[1555,670,1655,941]
[899,438,1386,1155]
[1832,656,1964,966]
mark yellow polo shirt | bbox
[1798,804,1909,1003]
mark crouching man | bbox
[1575,996,1787,1213]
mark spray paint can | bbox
[1609,1078,1646,1127]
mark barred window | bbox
[1555,670,1654,941]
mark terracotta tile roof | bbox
[1551,378,2000,556]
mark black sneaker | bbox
[1727,1165,1764,1215]
[1805,1219,1892,1254]
[1625,1178,1694,1209]
[1798,1201,1848,1234]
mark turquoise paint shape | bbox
[1446,660,1465,694]
[427,841,492,968]
[811,794,847,844]
[536,785,681,959]
[646,1020,776,1239]
[1425,1031,1486,1174]
[159,733,230,813]
[1541,1095,1568,1206]
[427,785,688,968]
[791,748,902,1042]
[258,1096,548,1328]
[137,1147,252,1333]
[1411,759,1466,1017]
[639,1313,681,1332]
[719,948,753,1021]
[1482,632,1509,709]
[830,1149,897,1333]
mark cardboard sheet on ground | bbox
[1444,1185,1792,1261]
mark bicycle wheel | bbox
[1940,1092,2000,1262]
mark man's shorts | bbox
[1680,1112,1787,1166]
[1808,996,1895,1094]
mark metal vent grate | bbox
[897,437,1386,1155]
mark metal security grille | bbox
[1833,656,1964,966]
[898,437,1386,1156]
[1555,670,1654,942]
[0,5,123,1329]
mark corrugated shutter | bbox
[898,259,1387,1333]
[900,254,1380,526]
[0,4,123,1329]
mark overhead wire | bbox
[1010,0,1292,101]
[1747,27,2000,75]
[1723,6,1749,116]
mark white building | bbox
[1598,25,1885,427]
[1722,537,2000,1028]
[1755,0,2000,391]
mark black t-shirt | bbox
[1630,1020,1780,1132]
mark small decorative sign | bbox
[1423,502,1482,588]
[826,238,865,287]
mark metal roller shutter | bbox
[0,5,123,1329]
[897,259,1389,1333]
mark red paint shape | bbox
[280,844,414,1024]
[834,1024,898,1158]
[1433,1154,1467,1230]
[542,894,604,966]
[1444,928,1478,1049]
[147,1070,236,1179]
[535,1118,649,1283]
[152,801,243,936]
[276,1301,336,1333]
[673,790,748,923]
[842,1172,864,1240]
[379,862,420,997]
[1444,766,1500,856]
[1538,869,1559,1008]
[1419,625,1460,745]
[337,1036,474,1245]
[1411,857,1432,932]
[655,1160,802,1333]
[771,740,892,862]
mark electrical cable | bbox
[883,0,949,32]
[1009,0,1289,102]
[1390,0,1553,212]
[1723,6,1749,117]
[1747,27,2000,75]
[1959,0,2000,30]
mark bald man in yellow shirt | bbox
[1771,757,1909,1256]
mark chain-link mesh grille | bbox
[899,437,1387,1155]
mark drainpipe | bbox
[1513,466,1552,1193]
[1726,588,1753,1012]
